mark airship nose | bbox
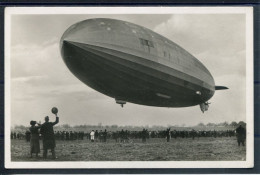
[60,38,73,63]
[60,23,77,58]
[60,22,87,78]
[60,33,89,74]
[60,21,86,65]
[60,39,71,63]
[60,21,105,83]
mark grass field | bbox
[11,137,246,161]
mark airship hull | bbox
[60,18,215,107]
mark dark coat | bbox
[40,117,59,149]
[236,125,246,141]
[29,125,41,153]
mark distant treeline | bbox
[11,121,246,133]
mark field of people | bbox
[11,136,246,161]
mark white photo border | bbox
[4,6,254,169]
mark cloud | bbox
[10,38,84,83]
[149,14,246,125]
[9,14,247,127]
[154,14,245,56]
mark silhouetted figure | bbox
[120,129,126,142]
[61,131,65,140]
[103,129,107,142]
[66,131,69,140]
[236,125,246,146]
[40,114,59,159]
[29,121,41,158]
[99,130,103,142]
[166,128,171,142]
[95,130,99,142]
[191,129,196,140]
[141,129,147,143]
[70,131,73,140]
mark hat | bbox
[30,120,36,125]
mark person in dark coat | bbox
[103,129,107,142]
[236,125,246,146]
[95,130,99,142]
[29,120,41,158]
[141,129,147,143]
[40,114,59,159]
[166,128,171,142]
[66,131,69,140]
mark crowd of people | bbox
[53,131,85,140]
[11,132,25,140]
[11,115,246,159]
[51,128,238,141]
[12,126,246,144]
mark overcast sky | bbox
[9,13,246,127]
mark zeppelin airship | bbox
[60,18,227,112]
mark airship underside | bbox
[60,18,226,111]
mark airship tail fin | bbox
[215,86,228,90]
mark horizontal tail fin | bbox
[215,86,228,90]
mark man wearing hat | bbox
[40,113,59,159]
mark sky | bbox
[9,13,247,127]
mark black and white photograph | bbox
[4,7,254,168]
